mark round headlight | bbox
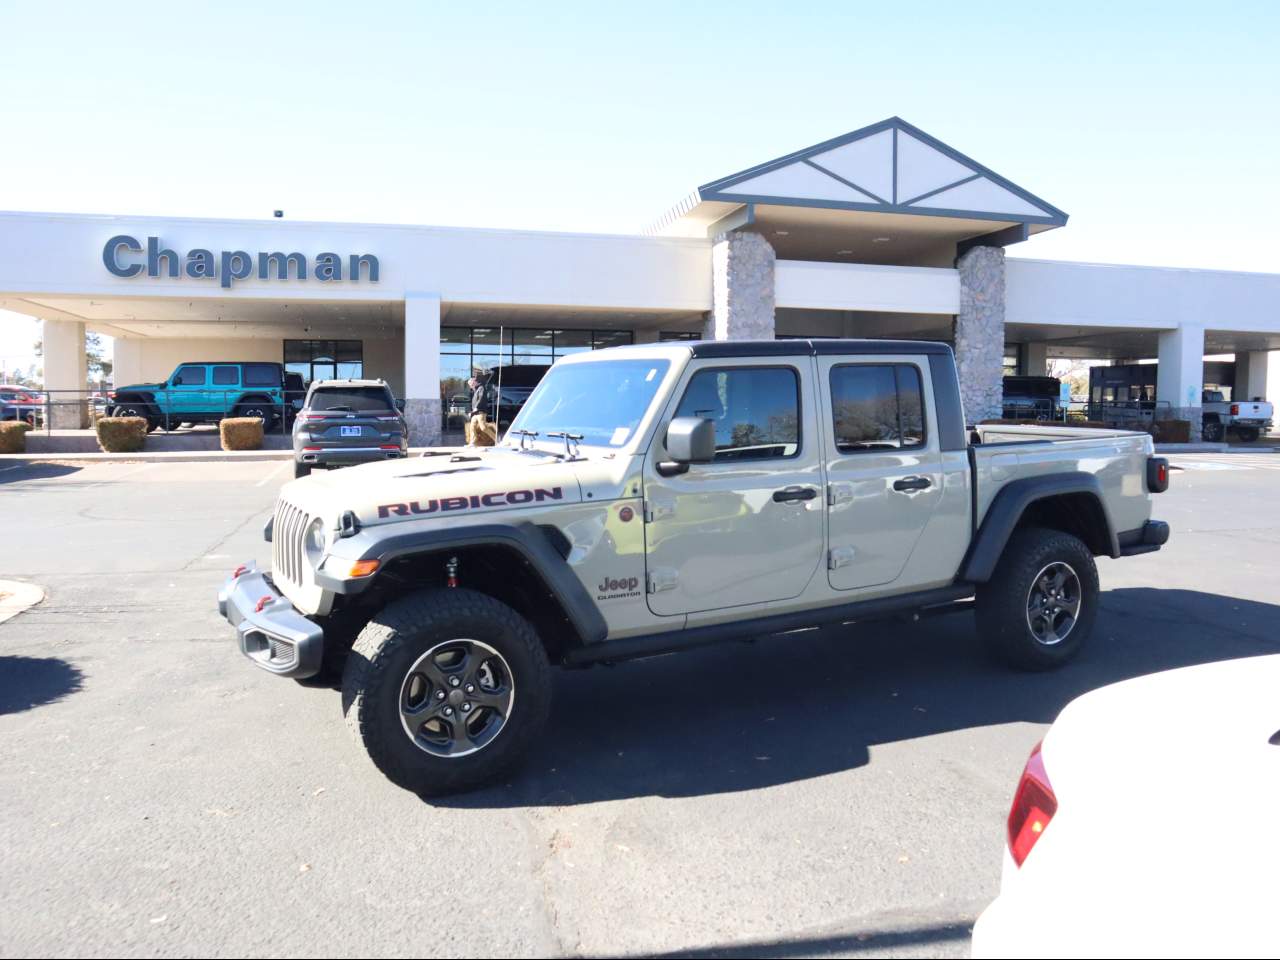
[305,518,327,567]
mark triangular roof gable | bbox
[698,117,1067,226]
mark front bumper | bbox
[218,561,324,678]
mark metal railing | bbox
[9,389,303,437]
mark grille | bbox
[272,499,311,593]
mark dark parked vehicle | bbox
[284,372,307,426]
[477,364,550,428]
[293,379,407,478]
[109,361,287,432]
[1002,375,1063,421]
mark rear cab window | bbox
[675,366,800,461]
[829,363,926,453]
[242,364,281,388]
[308,386,395,412]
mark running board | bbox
[563,585,975,667]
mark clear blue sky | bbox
[1,0,1277,364]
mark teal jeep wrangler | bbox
[110,361,287,432]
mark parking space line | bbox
[82,462,155,490]
[255,462,289,487]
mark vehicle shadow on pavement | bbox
[0,656,84,715]
[0,462,82,484]
[436,587,1280,807]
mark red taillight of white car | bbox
[1007,741,1057,867]
[1231,403,1240,415]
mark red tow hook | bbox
[255,595,273,613]
[232,564,249,579]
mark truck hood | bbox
[283,446,610,528]
[114,381,166,393]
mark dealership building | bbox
[2,116,1277,443]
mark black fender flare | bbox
[111,393,159,417]
[318,521,608,647]
[959,472,1119,583]
[233,394,276,414]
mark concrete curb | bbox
[0,580,45,624]
[0,448,438,465]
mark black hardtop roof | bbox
[683,338,954,359]
[175,360,282,367]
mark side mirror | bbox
[659,416,715,476]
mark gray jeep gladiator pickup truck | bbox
[219,339,1170,794]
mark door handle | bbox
[773,486,818,503]
[892,476,932,493]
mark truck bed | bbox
[970,423,1156,541]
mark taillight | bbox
[1007,741,1057,867]
[303,413,329,421]
[1231,403,1239,415]
[1147,456,1169,493]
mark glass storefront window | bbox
[438,327,635,429]
[284,340,362,385]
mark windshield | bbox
[308,386,395,412]
[505,358,670,447]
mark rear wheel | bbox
[976,527,1099,671]
[1235,426,1261,443]
[235,401,277,430]
[341,588,551,795]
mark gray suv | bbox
[292,379,407,478]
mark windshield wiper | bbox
[546,431,584,460]
[511,428,539,451]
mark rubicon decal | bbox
[377,486,563,519]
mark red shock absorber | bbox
[445,555,459,589]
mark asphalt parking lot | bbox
[2,454,1279,958]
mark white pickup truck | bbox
[221,339,1172,793]
[1201,390,1273,442]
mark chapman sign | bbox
[103,235,379,289]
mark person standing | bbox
[467,374,492,446]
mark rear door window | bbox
[308,387,395,412]
[829,364,926,452]
[211,366,238,385]
[242,364,281,388]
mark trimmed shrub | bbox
[220,417,264,451]
[96,416,147,453]
[0,421,28,453]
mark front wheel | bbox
[294,461,311,478]
[976,527,1099,671]
[1202,420,1224,442]
[341,588,551,795]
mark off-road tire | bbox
[975,527,1099,671]
[294,461,311,478]
[342,588,551,795]
[234,400,277,431]
[1202,420,1224,442]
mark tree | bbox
[86,332,112,382]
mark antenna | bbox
[495,325,505,432]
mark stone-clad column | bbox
[954,246,1006,424]
[703,231,776,341]
[42,318,89,428]
[403,293,442,447]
